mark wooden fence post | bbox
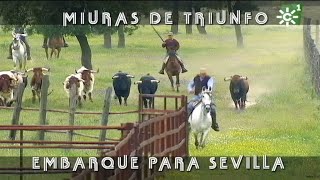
[68,84,77,142]
[99,87,112,143]
[9,83,26,140]
[38,75,49,141]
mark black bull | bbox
[112,72,134,106]
[134,74,160,109]
[224,75,249,109]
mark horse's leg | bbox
[23,57,27,71]
[50,49,54,59]
[18,58,22,71]
[45,47,49,60]
[32,90,36,103]
[176,74,180,92]
[168,75,174,91]
[194,133,199,149]
[199,132,204,148]
[201,129,210,149]
[57,48,61,58]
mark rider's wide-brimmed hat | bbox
[200,68,207,74]
[168,32,173,36]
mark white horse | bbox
[188,87,213,149]
[11,32,27,71]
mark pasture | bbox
[0,25,319,178]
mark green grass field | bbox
[0,25,319,179]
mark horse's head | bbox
[200,86,213,113]
[12,35,21,50]
[168,50,177,58]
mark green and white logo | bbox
[276,4,303,26]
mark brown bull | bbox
[26,67,50,103]
[224,75,249,110]
[0,74,16,106]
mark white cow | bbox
[75,66,99,102]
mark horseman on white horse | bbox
[7,26,32,60]
[187,68,220,132]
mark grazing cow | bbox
[224,75,249,109]
[75,66,99,102]
[112,71,134,106]
[0,74,16,106]
[26,67,50,103]
[63,74,85,107]
[134,74,160,108]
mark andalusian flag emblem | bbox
[276,4,303,26]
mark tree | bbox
[227,0,258,48]
[171,1,179,34]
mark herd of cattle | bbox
[0,67,162,109]
[0,66,249,109]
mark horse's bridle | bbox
[12,37,21,50]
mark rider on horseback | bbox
[159,32,188,74]
[7,26,32,60]
[187,68,220,131]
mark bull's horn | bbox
[90,68,99,73]
[126,74,135,78]
[134,81,142,84]
[79,78,85,82]
[12,32,16,37]
[150,80,160,83]
[10,77,17,81]
[42,68,49,72]
[240,76,248,80]
[224,76,232,81]
[26,68,33,73]
[112,75,119,79]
